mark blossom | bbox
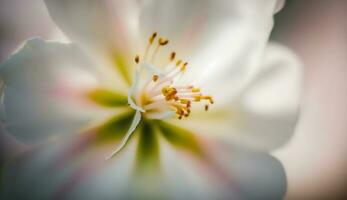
[0,0,301,199]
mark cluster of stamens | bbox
[132,32,214,119]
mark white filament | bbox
[105,111,142,160]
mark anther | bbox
[181,62,188,71]
[180,99,190,104]
[205,96,214,104]
[133,32,214,120]
[135,55,140,64]
[152,75,159,82]
[170,52,176,61]
[192,88,200,93]
[158,38,169,46]
[149,32,157,44]
[194,96,201,102]
[176,60,182,66]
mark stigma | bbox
[129,32,213,120]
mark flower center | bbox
[106,33,214,159]
[128,32,214,120]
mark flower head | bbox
[0,0,301,199]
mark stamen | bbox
[181,62,188,72]
[149,32,157,44]
[150,37,169,63]
[192,88,200,93]
[180,99,190,104]
[135,55,140,64]
[109,32,215,159]
[170,52,176,61]
[131,32,214,120]
[152,74,159,82]
[202,96,214,104]
[158,38,169,46]
[176,60,182,66]
[144,32,157,60]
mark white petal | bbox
[178,42,302,151]
[212,143,287,200]
[229,42,302,150]
[43,0,148,88]
[139,0,282,92]
[242,42,302,116]
[1,134,286,200]
[43,0,141,53]
[0,38,101,142]
[274,0,286,13]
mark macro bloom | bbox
[0,0,301,200]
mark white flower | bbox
[0,0,301,200]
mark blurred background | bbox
[0,0,346,199]
[272,1,347,199]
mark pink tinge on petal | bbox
[176,9,208,56]
[192,137,240,195]
[47,131,98,171]
[52,160,103,200]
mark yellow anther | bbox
[162,86,177,101]
[149,32,157,44]
[180,99,190,104]
[192,88,200,93]
[152,75,159,82]
[134,55,140,64]
[158,38,169,46]
[170,52,176,61]
[137,32,214,120]
[194,96,201,102]
[162,86,174,95]
[206,96,214,104]
[180,62,188,72]
[184,111,190,117]
[176,109,183,115]
[198,96,214,104]
[176,60,182,66]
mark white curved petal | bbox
[242,42,302,116]
[140,0,283,96]
[178,42,302,151]
[44,0,141,53]
[228,42,302,150]
[1,134,286,200]
[211,143,287,200]
[274,0,286,13]
[43,0,147,88]
[0,38,102,142]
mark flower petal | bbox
[139,0,283,90]
[0,38,102,142]
[176,42,302,151]
[1,134,286,200]
[43,0,143,85]
[43,0,140,52]
[231,42,302,150]
[156,120,204,157]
